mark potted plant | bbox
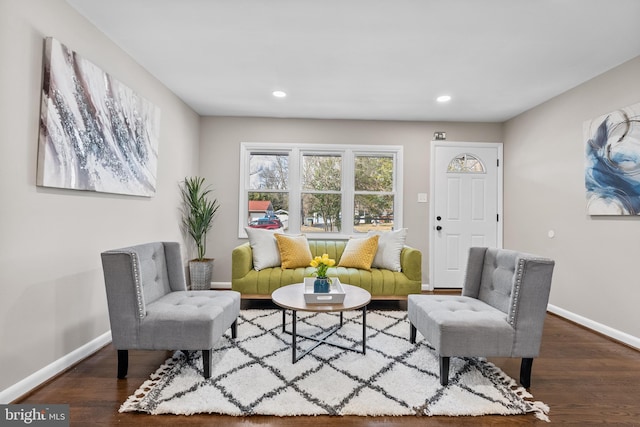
[180,176,220,289]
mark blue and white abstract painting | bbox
[37,38,160,197]
[585,102,640,215]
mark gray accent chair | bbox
[101,242,241,379]
[408,247,554,387]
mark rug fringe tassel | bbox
[119,378,157,413]
[119,354,177,413]
[531,400,551,422]
[483,359,550,422]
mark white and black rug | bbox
[121,309,549,420]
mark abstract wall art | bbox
[584,101,640,215]
[37,37,160,197]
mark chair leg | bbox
[117,350,128,379]
[202,349,212,379]
[409,323,417,344]
[439,356,450,386]
[231,319,238,339]
[520,357,533,388]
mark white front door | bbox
[429,141,503,288]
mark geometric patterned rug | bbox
[121,309,549,421]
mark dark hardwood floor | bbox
[14,299,640,426]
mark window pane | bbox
[302,154,341,191]
[249,153,289,190]
[355,155,393,191]
[301,193,341,233]
[353,194,394,232]
[447,153,485,173]
[247,192,289,230]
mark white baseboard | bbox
[421,283,432,291]
[547,304,640,350]
[211,281,232,290]
[0,331,112,404]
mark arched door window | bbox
[447,153,486,173]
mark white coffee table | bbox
[271,283,371,363]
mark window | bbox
[447,153,486,173]
[246,152,290,229]
[239,143,403,238]
[354,154,395,232]
[302,153,342,233]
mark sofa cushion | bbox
[274,234,313,269]
[245,227,283,271]
[338,235,379,270]
[368,228,407,272]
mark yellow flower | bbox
[310,253,335,278]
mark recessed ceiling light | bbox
[436,95,452,103]
[272,90,287,98]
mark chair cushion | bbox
[477,248,519,313]
[131,242,172,305]
[408,294,514,357]
[140,290,240,349]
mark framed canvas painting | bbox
[584,102,640,215]
[37,37,160,197]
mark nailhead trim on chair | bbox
[508,258,525,327]
[128,251,146,319]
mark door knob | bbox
[436,216,442,221]
[436,225,442,231]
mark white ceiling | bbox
[65,0,640,122]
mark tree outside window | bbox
[354,155,394,232]
[302,154,342,233]
[247,153,289,230]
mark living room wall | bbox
[503,56,640,343]
[0,0,200,397]
[198,117,502,286]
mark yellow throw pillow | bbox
[338,235,380,270]
[274,234,313,269]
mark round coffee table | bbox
[271,283,371,363]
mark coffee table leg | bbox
[362,305,367,355]
[282,309,286,333]
[292,310,297,363]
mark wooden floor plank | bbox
[14,300,640,425]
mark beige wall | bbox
[503,56,640,339]
[198,117,502,284]
[0,0,200,393]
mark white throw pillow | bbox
[245,227,283,271]
[367,228,407,272]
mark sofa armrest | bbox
[400,246,422,282]
[232,242,254,279]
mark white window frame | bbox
[239,142,403,239]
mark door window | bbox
[447,153,486,173]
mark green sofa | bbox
[232,239,422,298]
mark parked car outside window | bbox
[248,218,283,229]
